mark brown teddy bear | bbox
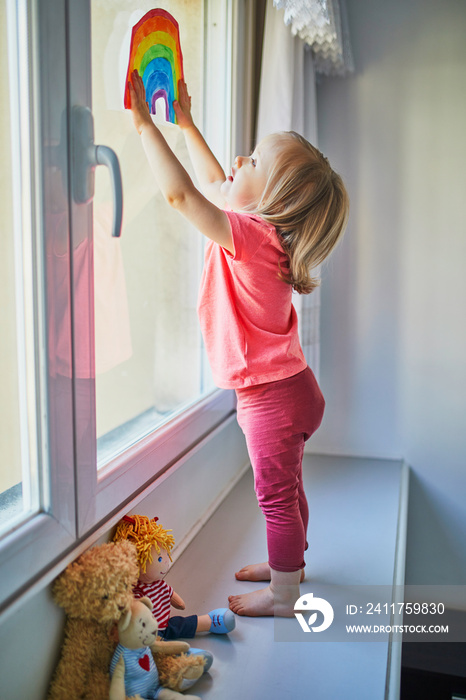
[47,540,205,700]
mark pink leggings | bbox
[235,367,325,573]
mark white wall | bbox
[311,0,466,587]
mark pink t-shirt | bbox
[197,211,307,389]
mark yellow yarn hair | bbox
[113,515,175,574]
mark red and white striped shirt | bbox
[133,579,174,630]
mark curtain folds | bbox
[273,0,354,76]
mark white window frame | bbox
[0,0,240,617]
[0,0,76,616]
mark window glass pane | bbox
[0,1,40,533]
[91,1,216,467]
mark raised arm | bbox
[173,80,227,207]
[128,71,232,253]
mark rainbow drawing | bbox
[124,8,184,123]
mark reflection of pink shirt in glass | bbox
[46,207,132,379]
[46,213,92,379]
[197,211,307,389]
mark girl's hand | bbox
[127,70,153,134]
[173,79,194,130]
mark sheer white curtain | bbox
[256,0,321,377]
[273,0,354,76]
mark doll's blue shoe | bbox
[186,648,214,674]
[208,608,236,634]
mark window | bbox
[91,1,217,468]
[0,0,76,613]
[0,0,42,536]
[0,0,238,614]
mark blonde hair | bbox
[255,132,349,294]
[113,515,175,574]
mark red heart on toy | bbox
[138,654,150,672]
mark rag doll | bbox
[113,515,235,641]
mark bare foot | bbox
[229,583,298,618]
[235,562,305,583]
[229,587,275,617]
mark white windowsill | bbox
[164,453,409,700]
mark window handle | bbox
[72,106,123,237]
[94,145,123,238]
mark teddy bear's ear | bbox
[52,561,83,611]
[139,596,153,611]
[118,608,132,632]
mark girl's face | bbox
[221,136,279,211]
[139,547,171,584]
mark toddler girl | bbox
[128,73,349,617]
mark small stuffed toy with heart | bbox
[109,597,200,700]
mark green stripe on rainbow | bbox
[124,9,184,124]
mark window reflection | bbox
[91,1,215,467]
